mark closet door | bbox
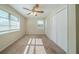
[56,8,67,52]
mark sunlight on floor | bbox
[24,38,46,54]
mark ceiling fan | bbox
[23,4,44,16]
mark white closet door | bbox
[56,8,67,52]
[51,16,57,43]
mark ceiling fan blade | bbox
[23,7,32,11]
[27,13,31,15]
[36,11,44,13]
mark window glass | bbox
[0,18,9,31]
[11,15,18,21]
[10,15,20,29]
[37,20,44,30]
[11,20,17,26]
[0,10,8,18]
[0,18,9,26]
[37,20,44,25]
[37,20,44,27]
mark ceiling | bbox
[9,4,65,19]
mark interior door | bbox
[56,7,67,52]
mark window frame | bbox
[0,9,20,34]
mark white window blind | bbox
[0,9,20,33]
[37,20,44,30]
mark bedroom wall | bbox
[0,4,26,52]
[25,18,45,34]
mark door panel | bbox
[56,8,67,52]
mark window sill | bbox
[0,29,20,35]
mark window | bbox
[10,15,20,29]
[0,9,20,34]
[37,20,44,30]
[0,10,9,32]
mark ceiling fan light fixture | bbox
[23,4,44,16]
[33,12,37,16]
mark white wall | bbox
[45,5,76,53]
[26,18,45,34]
[0,5,26,52]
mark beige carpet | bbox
[0,35,65,54]
[24,38,46,54]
